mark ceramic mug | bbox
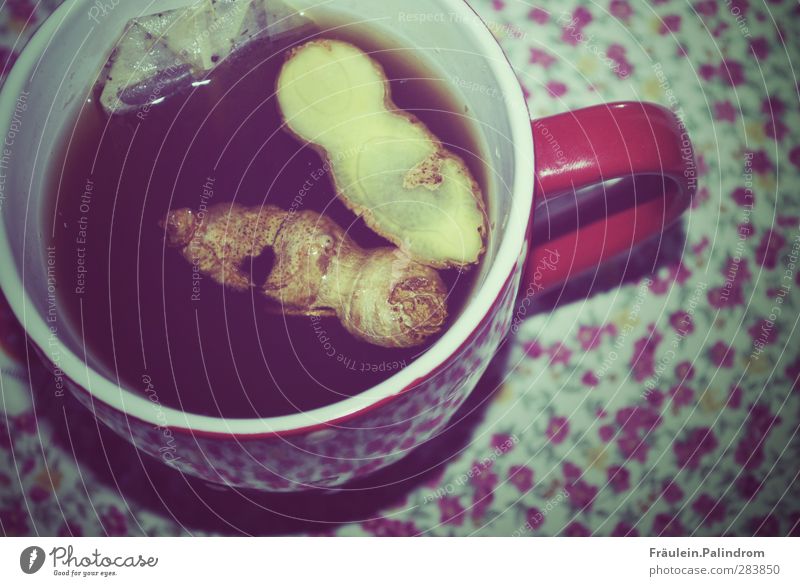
[0,0,694,491]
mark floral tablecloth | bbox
[1,0,798,536]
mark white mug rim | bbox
[0,0,534,434]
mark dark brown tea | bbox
[46,17,486,418]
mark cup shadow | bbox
[33,200,686,535]
[36,339,513,536]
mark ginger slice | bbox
[276,39,488,269]
[99,0,312,115]
[163,204,448,349]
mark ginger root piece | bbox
[99,0,312,115]
[163,204,448,349]
[276,39,488,269]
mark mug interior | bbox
[0,0,533,433]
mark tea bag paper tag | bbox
[98,0,313,115]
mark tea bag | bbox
[98,0,312,115]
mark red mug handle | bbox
[524,101,696,291]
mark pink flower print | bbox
[471,467,499,494]
[546,81,568,98]
[653,513,685,536]
[567,480,598,512]
[362,518,420,536]
[737,474,763,499]
[659,14,682,34]
[727,385,743,409]
[491,433,515,453]
[713,100,738,122]
[646,389,665,408]
[606,44,633,78]
[674,427,718,469]
[735,403,781,470]
[599,425,615,443]
[0,421,10,450]
[669,384,695,409]
[720,59,745,86]
[523,340,545,358]
[491,0,505,10]
[756,229,786,268]
[675,361,695,381]
[563,461,583,483]
[707,285,737,309]
[611,521,639,536]
[762,97,786,139]
[630,327,664,382]
[528,8,549,24]
[577,325,604,350]
[572,6,593,26]
[29,485,50,504]
[762,95,785,116]
[724,255,752,284]
[508,466,535,493]
[14,412,37,435]
[471,471,498,521]
[662,480,684,504]
[731,186,754,206]
[691,185,710,209]
[546,416,570,444]
[610,0,633,22]
[471,491,494,523]
[613,405,662,462]
[616,405,662,433]
[694,1,718,16]
[439,496,466,526]
[748,150,773,173]
[709,341,735,368]
[564,522,591,536]
[669,310,694,334]
[748,318,778,346]
[100,506,129,537]
[530,48,556,68]
[765,119,788,141]
[617,431,651,463]
[58,520,84,537]
[698,63,717,81]
[730,0,749,15]
[8,0,36,21]
[692,236,710,255]
[749,514,780,537]
[790,513,800,537]
[0,505,29,536]
[608,465,631,493]
[749,37,769,59]
[693,494,726,525]
[650,261,691,294]
[525,508,545,531]
[582,371,599,387]
[548,343,572,366]
[560,7,592,46]
[786,356,800,393]
[0,48,19,76]
[789,145,800,170]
